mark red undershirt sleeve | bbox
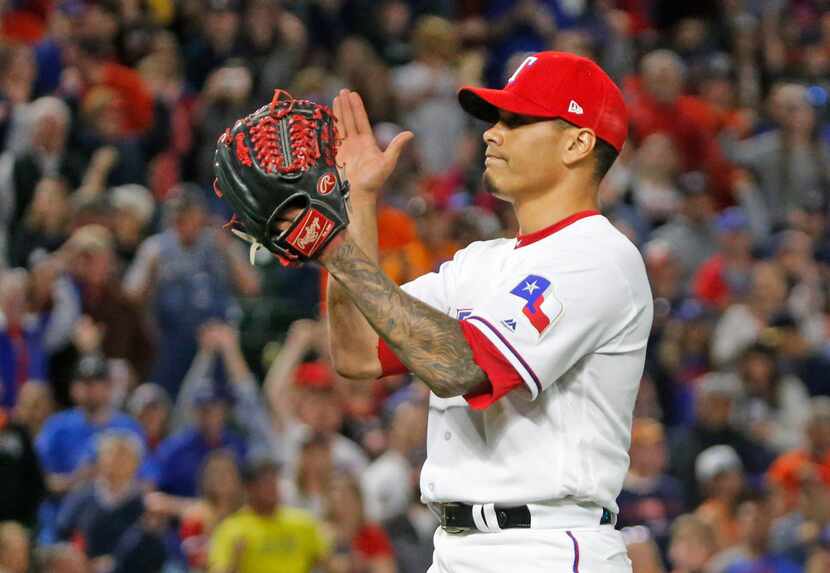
[459,320,525,410]
[376,323,525,409]
[377,339,408,376]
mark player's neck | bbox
[513,185,599,235]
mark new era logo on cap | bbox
[457,51,629,152]
[568,100,584,115]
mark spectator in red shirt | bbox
[626,49,735,204]
[326,474,396,573]
[627,50,717,168]
[74,39,154,137]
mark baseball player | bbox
[214,51,653,573]
[321,51,653,573]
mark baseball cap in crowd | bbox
[242,455,281,483]
[677,171,708,197]
[110,185,155,228]
[293,361,335,391]
[715,207,750,234]
[127,383,171,417]
[67,224,114,254]
[768,311,798,331]
[809,396,830,424]
[700,53,734,82]
[675,298,710,322]
[207,0,240,11]
[696,372,741,399]
[75,354,109,381]
[458,51,628,152]
[192,383,232,407]
[695,444,743,483]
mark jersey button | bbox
[444,431,452,441]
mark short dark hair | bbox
[242,455,280,483]
[593,138,619,182]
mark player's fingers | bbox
[339,89,358,136]
[383,130,414,165]
[348,91,372,135]
[332,92,348,137]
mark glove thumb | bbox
[383,130,414,166]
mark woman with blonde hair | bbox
[145,448,244,571]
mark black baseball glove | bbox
[213,90,350,265]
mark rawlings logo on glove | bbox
[286,209,336,257]
[213,90,350,265]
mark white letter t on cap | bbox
[508,56,538,84]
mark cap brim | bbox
[458,87,554,123]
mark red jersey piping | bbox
[515,210,601,248]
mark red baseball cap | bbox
[458,51,628,152]
[293,361,335,390]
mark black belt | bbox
[438,503,615,533]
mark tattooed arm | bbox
[326,89,413,380]
[320,234,489,398]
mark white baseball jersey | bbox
[400,211,653,513]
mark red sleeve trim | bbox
[377,339,408,377]
[459,320,524,410]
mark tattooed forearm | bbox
[320,235,488,397]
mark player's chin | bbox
[482,171,512,201]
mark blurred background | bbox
[0,0,829,571]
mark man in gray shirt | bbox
[652,171,718,283]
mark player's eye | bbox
[500,113,536,129]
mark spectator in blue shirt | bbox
[153,383,246,497]
[0,269,47,410]
[36,354,144,496]
[618,418,685,560]
[35,354,144,544]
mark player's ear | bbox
[561,127,597,168]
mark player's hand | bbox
[332,89,413,202]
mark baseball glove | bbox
[213,89,349,265]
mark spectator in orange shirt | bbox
[694,445,746,551]
[767,397,830,511]
[378,205,433,285]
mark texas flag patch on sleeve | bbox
[509,274,563,335]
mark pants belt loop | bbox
[471,503,501,532]
[482,503,501,532]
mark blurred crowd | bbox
[0,0,829,572]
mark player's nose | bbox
[483,123,505,149]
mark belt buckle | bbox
[441,503,467,534]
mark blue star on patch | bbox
[510,275,552,334]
